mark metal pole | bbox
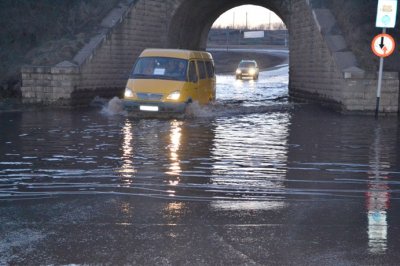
[233,12,236,45]
[269,11,272,30]
[375,56,384,117]
[375,28,386,118]
[226,28,229,51]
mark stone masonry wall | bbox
[21,63,79,105]
[289,0,399,113]
[342,72,399,113]
[290,0,345,108]
[75,0,169,105]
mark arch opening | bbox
[167,0,289,51]
[207,5,287,49]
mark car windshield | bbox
[239,62,256,68]
[131,57,188,81]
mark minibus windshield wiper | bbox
[160,76,185,81]
[132,74,185,81]
[131,74,152,78]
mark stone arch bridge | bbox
[21,0,399,113]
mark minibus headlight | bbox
[236,69,242,74]
[167,91,181,101]
[124,87,134,98]
[249,68,256,75]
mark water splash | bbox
[101,97,126,116]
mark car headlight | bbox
[124,87,134,98]
[249,68,256,75]
[167,91,181,101]
[236,69,242,74]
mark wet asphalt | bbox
[1,50,400,265]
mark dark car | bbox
[235,60,259,80]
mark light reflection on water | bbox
[209,112,290,211]
[211,200,285,211]
[119,120,136,181]
[1,64,400,256]
[366,126,390,255]
[166,120,183,178]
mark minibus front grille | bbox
[137,93,163,101]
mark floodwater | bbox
[1,61,400,265]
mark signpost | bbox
[373,0,397,117]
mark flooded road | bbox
[1,59,400,265]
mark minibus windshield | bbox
[131,57,188,81]
[239,62,256,68]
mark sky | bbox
[212,5,283,29]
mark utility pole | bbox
[245,12,248,30]
[226,27,229,51]
[233,12,236,45]
[285,30,288,47]
[269,10,272,30]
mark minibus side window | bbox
[188,61,198,83]
[205,61,215,78]
[197,60,207,80]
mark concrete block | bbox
[21,73,31,79]
[333,52,357,71]
[21,65,36,73]
[51,81,62,87]
[382,72,398,79]
[343,67,365,79]
[22,80,34,87]
[383,106,398,112]
[325,35,347,52]
[73,35,106,65]
[55,60,78,68]
[101,5,128,28]
[312,9,336,34]
[60,81,74,87]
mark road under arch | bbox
[21,0,399,113]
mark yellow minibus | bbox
[123,49,216,113]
